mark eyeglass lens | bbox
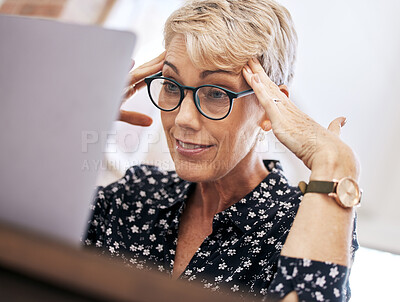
[149,78,231,119]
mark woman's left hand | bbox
[243,58,360,180]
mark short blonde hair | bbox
[164,0,297,85]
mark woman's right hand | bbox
[119,51,165,126]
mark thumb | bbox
[328,116,347,136]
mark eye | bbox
[162,81,179,93]
[207,88,228,99]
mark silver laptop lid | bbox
[0,14,136,245]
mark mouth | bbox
[175,139,215,156]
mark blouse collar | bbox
[158,160,295,234]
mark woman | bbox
[85,1,360,301]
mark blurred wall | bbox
[0,0,67,18]
[279,0,400,254]
[0,0,115,24]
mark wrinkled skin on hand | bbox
[242,58,360,180]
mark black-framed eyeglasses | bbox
[144,72,254,120]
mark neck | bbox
[189,152,269,222]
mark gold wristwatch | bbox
[298,177,362,208]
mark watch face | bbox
[336,177,361,207]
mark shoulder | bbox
[84,165,189,247]
[93,165,191,212]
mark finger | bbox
[247,58,289,103]
[119,110,153,127]
[327,116,346,136]
[128,61,163,86]
[129,59,135,71]
[123,79,147,100]
[242,65,281,124]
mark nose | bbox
[174,91,202,131]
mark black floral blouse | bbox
[83,160,358,301]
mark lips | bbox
[175,139,214,156]
[177,140,213,149]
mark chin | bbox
[172,157,222,183]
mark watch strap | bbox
[298,180,336,194]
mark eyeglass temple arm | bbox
[236,89,255,99]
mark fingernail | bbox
[252,57,259,64]
[342,117,347,127]
[254,74,260,83]
[244,65,252,74]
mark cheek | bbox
[221,102,261,150]
[161,112,174,135]
[160,112,176,153]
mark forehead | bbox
[165,35,187,61]
[165,34,241,76]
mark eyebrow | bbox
[164,60,237,79]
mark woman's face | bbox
[161,35,266,182]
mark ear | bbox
[279,84,289,98]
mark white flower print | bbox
[303,259,312,267]
[263,191,271,198]
[333,288,340,297]
[215,275,223,282]
[275,283,284,291]
[231,284,239,292]
[188,275,196,281]
[248,211,256,218]
[316,276,326,287]
[304,273,313,282]
[227,249,236,256]
[257,230,266,237]
[329,266,339,278]
[243,260,252,268]
[204,283,212,289]
[156,244,163,252]
[131,225,139,233]
[225,276,233,282]
[315,291,324,301]
[251,240,260,246]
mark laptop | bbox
[0,14,136,245]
